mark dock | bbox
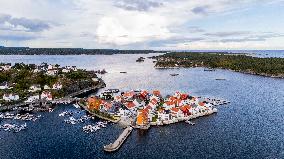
[104,126,133,152]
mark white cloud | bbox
[0,0,283,49]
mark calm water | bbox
[0,52,284,159]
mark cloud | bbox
[191,5,210,15]
[0,0,283,49]
[220,37,266,43]
[0,14,50,32]
[0,30,38,41]
[204,31,251,37]
[114,0,163,11]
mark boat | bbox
[170,73,179,76]
[204,68,216,71]
[215,78,226,80]
[73,103,80,109]
[120,72,127,73]
[185,120,195,125]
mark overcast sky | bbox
[0,0,284,50]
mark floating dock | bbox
[104,126,133,152]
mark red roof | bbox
[171,107,179,112]
[126,101,135,109]
[153,90,161,96]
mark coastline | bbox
[155,66,284,78]
[153,52,284,79]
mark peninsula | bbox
[0,62,104,109]
[152,52,284,78]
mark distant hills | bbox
[0,47,164,55]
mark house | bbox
[2,93,19,101]
[140,90,148,98]
[25,95,40,103]
[52,82,62,90]
[87,97,102,110]
[29,85,41,92]
[148,98,158,109]
[0,82,9,90]
[153,90,161,97]
[62,68,70,73]
[125,101,136,110]
[33,68,41,73]
[1,64,12,71]
[123,91,135,101]
[117,108,131,117]
[136,109,149,126]
[44,85,51,90]
[46,69,58,76]
[47,64,54,70]
[41,91,53,101]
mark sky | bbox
[0,0,284,50]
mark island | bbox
[0,62,105,110]
[151,52,284,78]
[0,47,164,55]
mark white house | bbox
[62,68,70,73]
[1,65,12,71]
[2,93,19,101]
[33,68,41,73]
[29,85,41,92]
[41,91,53,101]
[47,64,54,70]
[44,85,51,90]
[0,82,9,90]
[25,95,40,103]
[52,82,62,90]
[46,69,58,76]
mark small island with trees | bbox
[0,62,103,108]
[152,52,284,78]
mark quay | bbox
[104,126,133,152]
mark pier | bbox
[104,126,133,152]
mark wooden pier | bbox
[104,126,133,152]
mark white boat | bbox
[73,103,80,109]
[185,120,195,125]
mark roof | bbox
[153,90,161,96]
[171,107,179,112]
[126,101,135,109]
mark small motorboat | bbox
[120,71,127,74]
[73,103,80,109]
[185,120,195,125]
[170,73,179,76]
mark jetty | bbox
[104,126,133,152]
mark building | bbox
[52,82,62,90]
[0,82,9,90]
[29,85,41,92]
[41,91,53,101]
[25,95,40,103]
[2,93,19,101]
